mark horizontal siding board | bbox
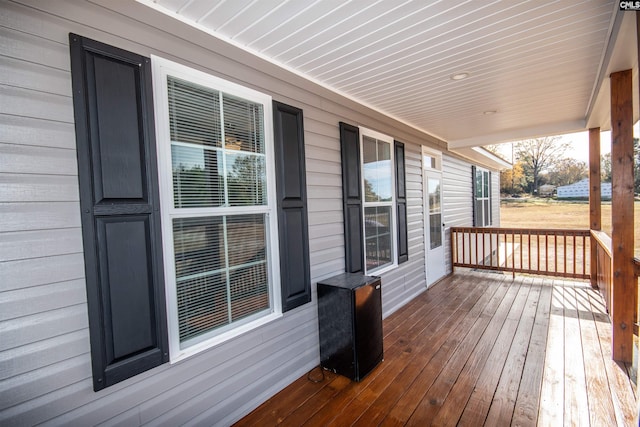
[0,143,77,176]
[0,114,76,150]
[0,85,73,123]
[0,329,89,380]
[307,198,341,213]
[309,258,345,279]
[146,338,318,427]
[0,202,81,233]
[306,171,342,187]
[308,222,342,239]
[308,234,344,252]
[0,26,70,71]
[305,144,340,163]
[0,55,72,96]
[0,228,83,262]
[0,381,94,426]
[305,185,341,199]
[140,327,316,425]
[0,173,79,202]
[197,347,318,426]
[0,279,86,321]
[0,253,85,292]
[0,355,90,409]
[309,247,343,265]
[0,305,88,351]
[309,211,342,227]
[492,171,501,226]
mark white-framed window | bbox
[422,148,442,171]
[360,127,396,274]
[152,56,281,361]
[474,167,492,227]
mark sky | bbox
[493,122,639,164]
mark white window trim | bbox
[151,56,282,363]
[422,146,442,171]
[475,166,491,227]
[359,127,397,275]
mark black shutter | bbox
[471,165,477,227]
[273,101,311,312]
[339,122,364,273]
[395,141,408,264]
[69,34,168,391]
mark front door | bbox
[424,169,445,286]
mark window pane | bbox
[484,200,490,226]
[173,214,269,344]
[227,214,268,321]
[483,171,489,196]
[168,77,221,147]
[173,217,227,342]
[226,152,267,206]
[475,169,483,198]
[424,155,436,169]
[364,206,392,270]
[475,201,484,227]
[430,213,442,249]
[428,178,441,214]
[223,94,264,154]
[172,145,224,208]
[363,136,392,202]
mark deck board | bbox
[234,271,637,426]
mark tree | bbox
[500,160,526,194]
[601,152,612,183]
[547,158,588,187]
[515,136,570,196]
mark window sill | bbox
[367,262,398,277]
[169,311,283,364]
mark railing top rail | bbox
[450,226,591,236]
[590,230,613,258]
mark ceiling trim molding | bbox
[584,5,625,123]
[448,119,586,149]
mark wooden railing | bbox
[451,227,590,279]
[591,230,613,313]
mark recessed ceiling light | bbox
[450,72,470,81]
[483,110,497,115]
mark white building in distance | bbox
[557,178,612,199]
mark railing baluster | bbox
[527,232,531,272]
[573,234,577,277]
[512,230,516,278]
[497,230,501,268]
[449,227,591,280]
[553,234,556,273]
[536,233,540,272]
[563,232,567,275]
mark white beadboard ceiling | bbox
[142,0,636,148]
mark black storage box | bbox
[317,273,383,381]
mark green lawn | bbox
[500,199,640,258]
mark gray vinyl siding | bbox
[441,154,501,274]
[0,1,497,425]
[442,154,473,274]
[492,171,501,227]
[378,142,427,317]
[0,1,431,425]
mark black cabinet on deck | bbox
[317,273,383,381]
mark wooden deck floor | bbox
[235,270,637,426]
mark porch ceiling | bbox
[142,0,637,148]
